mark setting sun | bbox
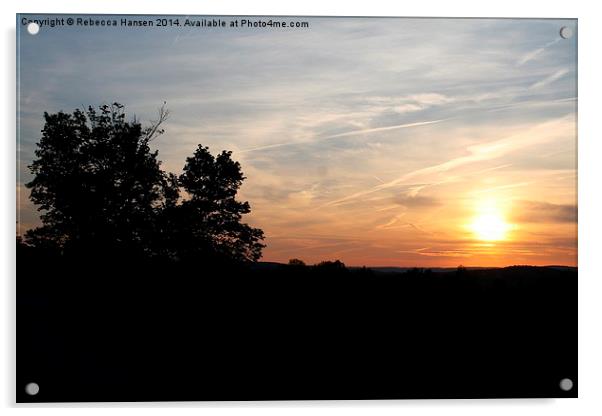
[468,199,513,242]
[470,213,511,241]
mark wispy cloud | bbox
[393,194,441,209]
[323,115,574,207]
[512,201,577,223]
[368,93,455,115]
[415,250,472,258]
[471,182,531,195]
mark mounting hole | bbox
[559,26,573,40]
[27,22,40,35]
[25,382,39,396]
[559,378,573,391]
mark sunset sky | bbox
[17,16,577,267]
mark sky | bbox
[17,16,577,267]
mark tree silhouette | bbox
[314,260,347,273]
[288,258,306,267]
[25,103,264,263]
[163,145,265,263]
[26,103,169,256]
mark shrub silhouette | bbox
[288,258,307,267]
[25,103,264,264]
[314,260,348,274]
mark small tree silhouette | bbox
[169,145,265,263]
[314,260,347,272]
[288,258,306,267]
[25,103,264,264]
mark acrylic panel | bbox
[16,14,577,402]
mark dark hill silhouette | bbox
[18,245,577,401]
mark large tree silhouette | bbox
[25,103,264,263]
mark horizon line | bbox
[258,261,577,269]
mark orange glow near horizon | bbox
[241,120,578,269]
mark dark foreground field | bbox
[17,249,577,401]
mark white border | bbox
[3,1,601,415]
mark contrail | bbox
[237,117,451,154]
[322,118,452,140]
[321,114,573,208]
[516,37,561,66]
[529,68,569,90]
